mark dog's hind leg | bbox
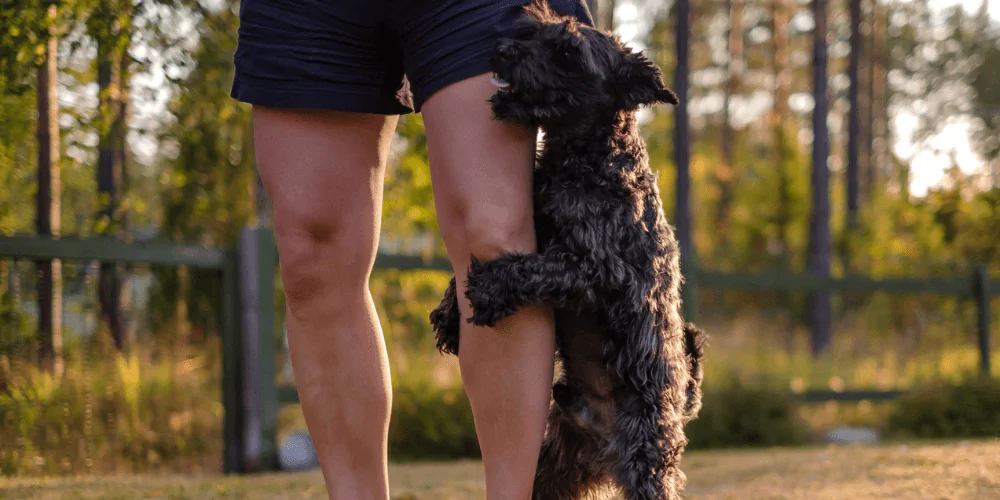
[681,323,706,421]
[610,386,684,500]
[533,410,609,499]
[429,276,462,355]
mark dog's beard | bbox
[490,72,511,89]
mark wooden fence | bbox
[0,233,244,474]
[1,229,997,473]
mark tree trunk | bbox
[674,0,692,264]
[35,6,63,376]
[176,264,191,344]
[0,262,7,312]
[589,0,615,31]
[772,0,790,126]
[95,6,127,350]
[119,51,136,346]
[771,0,797,351]
[846,0,861,231]
[771,0,791,257]
[808,0,832,357]
[867,3,887,200]
[858,0,874,203]
[586,0,597,24]
[718,0,743,245]
[10,261,21,311]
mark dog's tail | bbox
[682,322,707,421]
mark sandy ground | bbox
[3,439,999,499]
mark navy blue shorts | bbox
[231,0,593,114]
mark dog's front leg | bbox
[464,251,599,328]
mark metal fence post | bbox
[238,227,278,471]
[257,228,278,469]
[221,248,245,474]
[974,265,992,376]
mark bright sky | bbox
[616,0,999,197]
[893,0,999,195]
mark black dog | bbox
[430,2,705,498]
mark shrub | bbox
[885,376,1000,439]
[686,376,811,449]
[0,347,222,476]
[388,379,479,461]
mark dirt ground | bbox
[3,439,999,499]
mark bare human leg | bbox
[422,73,556,500]
[253,107,397,500]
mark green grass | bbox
[3,439,999,499]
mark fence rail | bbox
[685,263,997,381]
[1,231,997,473]
[691,269,981,296]
[0,233,243,474]
[0,234,226,268]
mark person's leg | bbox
[422,74,555,500]
[253,107,398,500]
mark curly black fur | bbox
[429,2,706,498]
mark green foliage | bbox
[0,84,37,236]
[0,344,223,476]
[0,78,36,342]
[721,123,810,273]
[388,379,479,461]
[148,1,254,337]
[970,23,1000,164]
[0,265,31,355]
[686,375,811,449]
[374,270,479,461]
[886,376,1000,440]
[0,1,54,92]
[154,15,256,245]
[383,114,441,246]
[371,269,452,355]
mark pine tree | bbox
[808,0,832,356]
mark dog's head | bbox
[489,0,678,131]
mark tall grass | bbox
[2,268,997,476]
[693,307,1000,436]
[0,340,224,476]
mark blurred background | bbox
[1,0,999,486]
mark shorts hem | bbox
[231,77,414,115]
[410,47,496,113]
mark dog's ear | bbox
[522,0,558,23]
[616,51,679,109]
[514,0,549,36]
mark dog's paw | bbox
[467,309,507,328]
[465,286,512,328]
[464,259,517,328]
[488,93,537,128]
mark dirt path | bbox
[3,440,999,499]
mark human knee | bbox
[462,206,536,261]
[274,215,374,313]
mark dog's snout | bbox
[495,40,520,60]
